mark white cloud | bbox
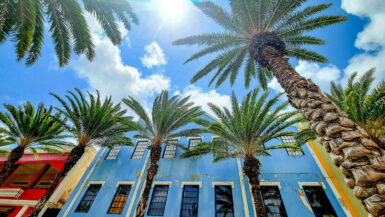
[70,14,170,113]
[341,0,385,84]
[179,85,231,118]
[268,61,341,93]
[140,42,167,68]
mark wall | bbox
[59,123,349,217]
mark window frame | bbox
[180,185,200,217]
[280,135,304,156]
[147,184,170,216]
[301,184,337,217]
[75,184,102,213]
[107,184,132,214]
[188,137,202,150]
[214,184,235,217]
[162,139,178,159]
[105,145,122,160]
[260,185,288,217]
[131,140,149,159]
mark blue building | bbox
[57,120,352,217]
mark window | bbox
[105,145,121,160]
[303,186,337,217]
[148,185,169,216]
[188,138,202,150]
[107,184,131,214]
[180,185,199,217]
[260,186,287,217]
[212,137,228,158]
[132,141,148,159]
[215,185,234,217]
[163,139,177,159]
[75,184,102,213]
[281,135,304,156]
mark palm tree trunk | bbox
[243,156,267,217]
[257,44,385,216]
[28,146,85,217]
[135,143,162,217]
[0,146,25,185]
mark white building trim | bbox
[87,181,105,187]
[0,199,37,206]
[15,205,29,217]
[260,181,281,189]
[126,149,151,217]
[181,181,202,188]
[152,181,172,188]
[237,158,250,217]
[298,181,326,189]
[187,136,203,140]
[211,181,234,188]
[248,183,257,217]
[116,181,135,187]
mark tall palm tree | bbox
[326,68,385,147]
[0,0,138,67]
[122,90,204,217]
[173,1,385,215]
[0,102,66,185]
[29,89,134,217]
[181,88,303,217]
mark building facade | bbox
[0,147,97,217]
[58,121,356,217]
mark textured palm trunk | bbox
[135,143,162,217]
[243,156,267,217]
[0,146,25,185]
[251,33,385,216]
[28,146,85,217]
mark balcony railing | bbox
[0,187,24,198]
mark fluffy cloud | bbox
[140,42,167,68]
[179,85,231,118]
[341,0,385,84]
[70,14,170,111]
[268,61,341,93]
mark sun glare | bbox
[157,0,188,21]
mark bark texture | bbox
[243,156,267,217]
[28,146,85,217]
[0,146,25,185]
[250,33,385,216]
[135,144,161,217]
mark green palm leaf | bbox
[174,0,346,89]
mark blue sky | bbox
[0,0,384,116]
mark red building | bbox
[0,148,96,217]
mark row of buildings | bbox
[0,121,369,217]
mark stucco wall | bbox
[58,125,348,217]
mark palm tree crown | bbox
[181,87,304,217]
[122,90,204,217]
[181,87,303,161]
[327,68,385,147]
[29,89,134,217]
[0,0,138,67]
[51,89,133,148]
[173,0,346,89]
[0,102,67,184]
[123,90,204,146]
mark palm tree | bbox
[0,0,138,67]
[326,68,385,147]
[0,102,66,185]
[122,90,204,217]
[181,88,304,217]
[29,89,134,217]
[173,1,385,215]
